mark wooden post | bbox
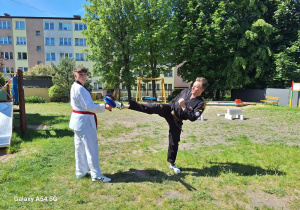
[161,78,166,103]
[136,77,139,101]
[17,69,26,133]
[289,81,294,107]
[139,78,141,102]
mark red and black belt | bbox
[72,110,97,129]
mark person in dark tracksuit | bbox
[122,77,208,173]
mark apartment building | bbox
[0,13,189,96]
[0,14,92,73]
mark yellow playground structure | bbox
[136,77,167,103]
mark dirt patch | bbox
[213,187,292,209]
[27,124,50,130]
[246,189,290,209]
[0,148,15,162]
[157,190,190,205]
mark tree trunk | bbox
[127,85,131,101]
[215,89,221,101]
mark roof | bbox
[0,14,81,20]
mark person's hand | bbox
[178,98,186,110]
[105,104,113,112]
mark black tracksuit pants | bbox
[129,100,183,164]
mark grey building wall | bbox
[231,88,299,107]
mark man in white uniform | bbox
[69,66,112,182]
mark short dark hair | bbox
[73,66,87,73]
[195,77,209,90]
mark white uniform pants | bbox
[74,124,101,179]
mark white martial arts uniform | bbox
[69,81,105,179]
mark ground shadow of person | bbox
[180,162,286,177]
[109,168,196,191]
[109,162,285,191]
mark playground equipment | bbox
[289,81,300,107]
[136,77,167,103]
[0,102,13,147]
[0,69,26,147]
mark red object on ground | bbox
[235,99,242,104]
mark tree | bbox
[133,0,175,97]
[83,0,137,100]
[274,31,300,86]
[50,59,76,102]
[267,0,300,87]
[25,64,55,76]
[171,0,290,99]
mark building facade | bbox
[0,14,189,97]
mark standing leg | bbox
[74,131,89,178]
[166,119,182,164]
[80,123,102,179]
[128,101,182,173]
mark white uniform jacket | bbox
[69,82,105,131]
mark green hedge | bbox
[25,96,46,103]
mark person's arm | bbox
[170,88,188,105]
[78,87,109,113]
[181,100,205,122]
[178,98,186,111]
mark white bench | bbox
[217,109,244,120]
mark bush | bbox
[49,85,67,102]
[25,96,46,103]
[0,76,6,86]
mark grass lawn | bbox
[0,102,299,209]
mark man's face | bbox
[191,81,203,96]
[74,72,87,85]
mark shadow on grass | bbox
[10,113,73,151]
[110,169,197,191]
[16,113,70,126]
[181,162,286,177]
[110,163,285,191]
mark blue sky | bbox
[1,0,87,18]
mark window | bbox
[59,23,72,31]
[37,46,41,51]
[17,37,26,45]
[2,67,14,73]
[164,70,173,77]
[95,83,103,89]
[147,84,160,90]
[44,22,54,30]
[37,61,42,65]
[0,52,13,60]
[60,53,73,60]
[16,21,25,29]
[46,53,55,61]
[36,31,41,36]
[0,21,11,29]
[122,83,127,90]
[18,67,28,72]
[75,38,87,46]
[0,37,12,45]
[45,38,55,46]
[164,84,172,90]
[59,38,72,46]
[75,53,85,61]
[17,52,27,60]
[74,23,87,31]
